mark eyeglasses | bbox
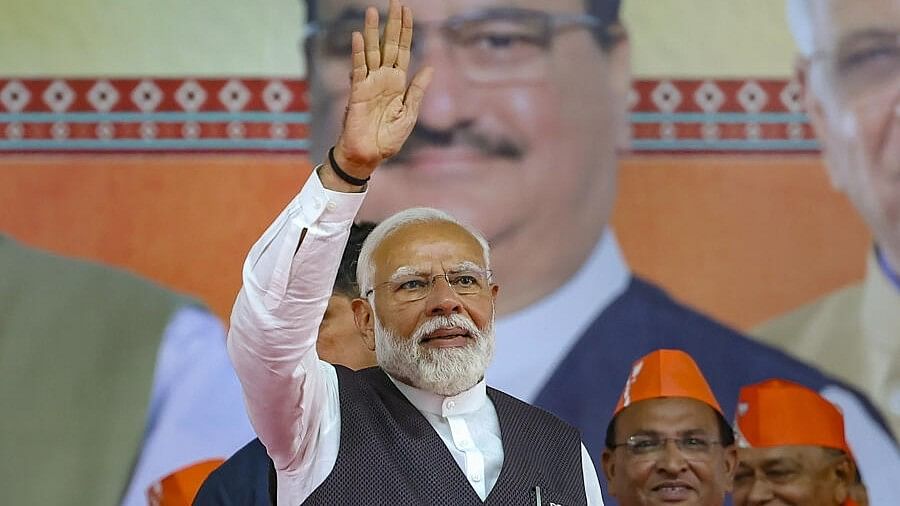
[365,270,492,302]
[306,7,614,85]
[611,435,723,461]
[810,32,900,101]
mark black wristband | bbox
[328,146,370,186]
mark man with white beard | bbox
[221,1,604,504]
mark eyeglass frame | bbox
[610,434,725,460]
[364,268,494,302]
[303,7,623,85]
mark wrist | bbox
[332,144,377,179]
[329,146,371,187]
[318,162,367,194]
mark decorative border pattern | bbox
[630,79,817,152]
[0,78,818,153]
[0,78,309,152]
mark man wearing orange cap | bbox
[733,379,865,506]
[602,349,737,506]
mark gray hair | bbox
[786,0,815,57]
[356,207,491,298]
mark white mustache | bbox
[411,314,481,344]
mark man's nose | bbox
[425,275,463,317]
[656,440,689,474]
[410,31,471,131]
[744,475,775,504]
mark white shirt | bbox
[489,231,630,402]
[227,170,604,505]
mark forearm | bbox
[227,169,365,469]
[227,0,427,475]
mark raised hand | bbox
[327,0,433,187]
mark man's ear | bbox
[722,445,739,492]
[601,449,618,495]
[830,455,855,505]
[352,298,376,351]
[797,57,846,192]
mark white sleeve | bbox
[120,306,255,506]
[227,169,365,475]
[581,442,605,506]
[821,385,900,506]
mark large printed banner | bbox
[0,75,863,330]
[3,0,898,504]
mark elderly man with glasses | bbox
[210,2,605,504]
[732,379,867,506]
[299,0,900,503]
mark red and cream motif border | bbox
[0,78,817,153]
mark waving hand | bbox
[325,0,433,189]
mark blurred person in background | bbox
[0,234,253,506]
[754,0,900,445]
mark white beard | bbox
[374,312,495,397]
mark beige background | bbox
[0,0,795,77]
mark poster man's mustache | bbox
[387,122,525,165]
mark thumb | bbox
[403,66,434,116]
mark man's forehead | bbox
[618,397,719,431]
[314,0,587,21]
[738,445,825,466]
[373,221,486,269]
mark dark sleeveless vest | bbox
[303,366,588,505]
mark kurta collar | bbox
[388,373,488,418]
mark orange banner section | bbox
[614,154,869,329]
[0,154,310,322]
[0,154,869,329]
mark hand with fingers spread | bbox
[321,0,433,191]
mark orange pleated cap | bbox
[734,379,849,453]
[146,459,224,506]
[614,349,723,416]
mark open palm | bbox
[334,0,432,179]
